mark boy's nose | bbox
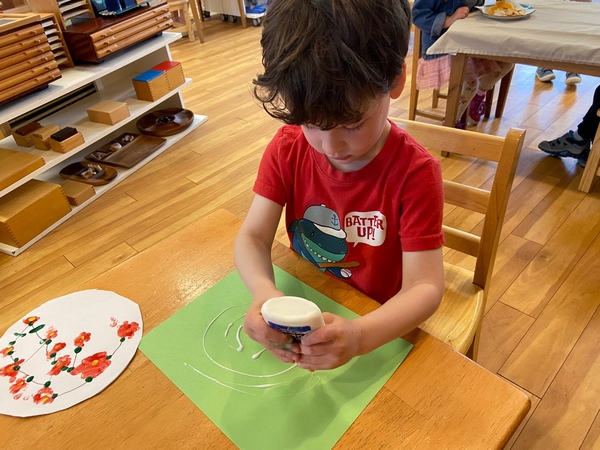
[320,132,345,156]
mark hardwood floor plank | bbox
[485,234,542,312]
[499,224,600,397]
[580,411,600,450]
[512,168,587,245]
[510,306,600,449]
[501,193,600,317]
[479,301,535,374]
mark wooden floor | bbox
[1,18,599,449]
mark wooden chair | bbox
[578,108,600,193]
[169,0,205,43]
[391,118,526,359]
[409,26,513,123]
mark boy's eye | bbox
[345,124,363,133]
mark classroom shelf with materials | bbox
[0,32,208,256]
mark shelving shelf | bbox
[0,32,207,256]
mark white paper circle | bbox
[0,290,142,417]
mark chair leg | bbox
[408,76,419,120]
[495,67,514,118]
[484,86,494,119]
[578,110,600,193]
[432,89,440,109]
[184,5,195,42]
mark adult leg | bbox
[577,85,600,141]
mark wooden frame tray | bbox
[85,132,166,168]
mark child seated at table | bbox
[412,0,514,128]
[234,0,445,371]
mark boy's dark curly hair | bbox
[253,0,412,130]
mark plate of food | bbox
[478,1,535,19]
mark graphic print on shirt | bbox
[288,205,386,279]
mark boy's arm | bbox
[234,193,284,302]
[298,248,444,370]
[234,194,301,362]
[355,247,444,354]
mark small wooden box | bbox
[0,179,71,248]
[0,148,45,191]
[152,61,185,90]
[132,70,170,102]
[49,132,85,153]
[13,122,43,147]
[32,125,60,150]
[87,100,130,125]
[60,179,95,206]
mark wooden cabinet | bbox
[0,18,62,105]
[0,32,207,256]
[63,3,172,63]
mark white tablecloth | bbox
[426,0,600,67]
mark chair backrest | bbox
[391,118,525,290]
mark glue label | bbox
[261,296,325,340]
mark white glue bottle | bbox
[261,296,325,341]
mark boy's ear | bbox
[390,63,407,100]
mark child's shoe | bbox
[536,68,555,82]
[538,130,590,158]
[441,119,466,129]
[467,93,485,125]
[565,72,582,85]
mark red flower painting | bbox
[48,355,72,376]
[71,352,112,379]
[1,304,141,412]
[45,328,58,340]
[23,316,40,325]
[74,332,91,347]
[47,342,67,359]
[1,359,24,379]
[117,321,140,339]
[33,387,55,405]
[10,378,27,395]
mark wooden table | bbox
[428,0,600,192]
[0,209,530,449]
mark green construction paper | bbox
[139,266,412,449]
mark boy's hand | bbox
[244,304,301,364]
[296,313,362,371]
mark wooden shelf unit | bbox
[39,12,75,68]
[29,0,95,30]
[0,32,206,256]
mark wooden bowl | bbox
[136,108,194,137]
[59,162,117,186]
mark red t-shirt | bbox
[254,121,444,303]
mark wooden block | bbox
[0,148,45,191]
[12,122,43,147]
[49,131,85,153]
[132,70,170,102]
[0,179,71,248]
[87,100,130,125]
[32,124,60,150]
[60,179,95,206]
[152,60,185,90]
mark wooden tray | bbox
[59,162,117,186]
[85,133,166,168]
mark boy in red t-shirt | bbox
[234,0,445,371]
